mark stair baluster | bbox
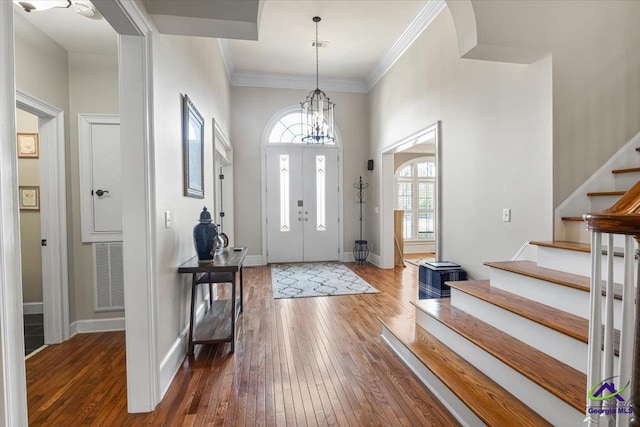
[584,179,640,426]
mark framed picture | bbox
[17,133,39,158]
[182,94,205,199]
[19,186,39,210]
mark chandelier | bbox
[301,16,335,144]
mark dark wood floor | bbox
[26,263,459,426]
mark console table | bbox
[178,247,247,355]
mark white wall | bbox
[68,52,121,322]
[369,8,553,279]
[457,0,640,207]
[230,87,370,258]
[151,33,231,358]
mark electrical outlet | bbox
[165,211,171,229]
[502,208,511,222]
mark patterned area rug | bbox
[406,258,435,267]
[271,262,379,299]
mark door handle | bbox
[94,189,110,197]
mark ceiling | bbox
[13,0,440,90]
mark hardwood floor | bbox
[26,263,459,426]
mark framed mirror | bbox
[183,94,204,198]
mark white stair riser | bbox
[380,327,486,427]
[563,221,590,245]
[537,245,636,285]
[614,172,640,191]
[415,309,584,426]
[488,267,623,329]
[450,289,588,373]
[590,195,623,212]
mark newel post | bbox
[628,236,640,426]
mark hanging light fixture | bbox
[14,0,71,12]
[301,16,335,144]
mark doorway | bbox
[265,146,340,263]
[380,122,441,268]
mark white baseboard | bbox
[23,302,43,315]
[368,252,382,267]
[244,254,265,266]
[69,317,125,337]
[159,326,189,397]
[159,300,208,399]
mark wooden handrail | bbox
[583,180,640,235]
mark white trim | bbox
[69,317,126,335]
[231,72,368,94]
[368,252,382,268]
[22,303,43,315]
[93,0,159,413]
[0,4,28,423]
[366,0,447,90]
[217,39,234,82]
[158,300,207,397]
[78,114,122,243]
[380,122,441,269]
[16,90,70,345]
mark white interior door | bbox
[266,146,339,263]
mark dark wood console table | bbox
[178,247,247,355]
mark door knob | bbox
[94,189,110,197]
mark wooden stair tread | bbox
[561,216,584,221]
[448,280,588,342]
[587,191,626,197]
[379,316,552,427]
[484,260,623,300]
[414,299,586,412]
[530,240,626,258]
[611,167,640,174]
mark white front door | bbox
[266,146,339,263]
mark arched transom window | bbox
[268,111,336,144]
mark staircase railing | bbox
[584,180,640,426]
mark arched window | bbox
[267,111,336,144]
[395,157,436,241]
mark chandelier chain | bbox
[315,19,319,89]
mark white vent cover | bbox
[93,242,124,311]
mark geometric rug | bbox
[271,262,379,299]
[405,258,436,267]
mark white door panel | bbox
[266,147,339,263]
[91,123,122,232]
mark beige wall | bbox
[369,8,553,278]
[68,52,121,321]
[16,109,42,304]
[230,87,370,257]
[460,0,640,207]
[151,33,231,357]
[394,152,432,172]
[14,15,71,312]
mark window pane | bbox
[316,155,326,231]
[427,161,436,177]
[418,213,434,239]
[399,165,412,177]
[396,182,413,210]
[403,213,414,239]
[267,112,335,145]
[419,182,435,210]
[279,155,290,231]
[417,162,428,177]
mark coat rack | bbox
[353,176,369,265]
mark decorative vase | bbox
[193,207,220,263]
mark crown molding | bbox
[217,38,234,82]
[220,0,445,94]
[365,0,446,91]
[231,72,368,93]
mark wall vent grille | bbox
[93,242,124,311]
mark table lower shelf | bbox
[192,299,241,345]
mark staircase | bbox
[381,241,604,425]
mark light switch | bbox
[165,211,171,229]
[502,208,511,222]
